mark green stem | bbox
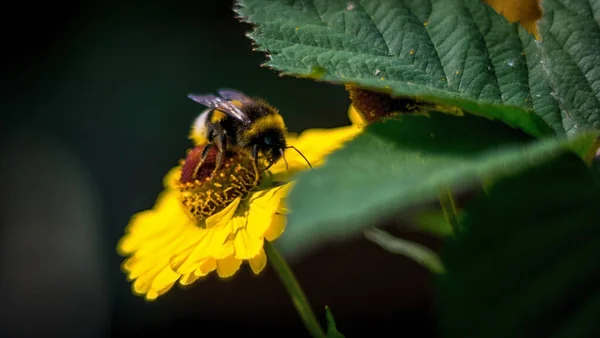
[364,228,445,274]
[264,241,326,338]
[438,189,459,235]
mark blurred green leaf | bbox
[364,228,445,274]
[438,189,460,235]
[437,154,600,338]
[410,208,456,238]
[325,306,345,338]
[280,113,597,257]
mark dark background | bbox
[0,1,437,337]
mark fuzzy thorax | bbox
[243,113,286,143]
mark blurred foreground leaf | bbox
[437,154,600,338]
[237,0,600,136]
[280,113,597,257]
[325,306,345,338]
[410,208,456,238]
[364,228,445,274]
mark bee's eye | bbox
[263,136,272,145]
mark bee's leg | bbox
[263,159,275,171]
[211,126,228,178]
[191,120,218,178]
[251,144,260,184]
[192,142,214,178]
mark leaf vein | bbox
[308,0,325,25]
[545,28,600,127]
[405,5,448,87]
[514,29,534,111]
[356,0,393,56]
[463,1,502,103]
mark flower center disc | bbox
[178,145,258,223]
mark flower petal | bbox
[347,104,367,126]
[124,216,196,281]
[146,281,176,301]
[169,231,211,274]
[168,223,218,272]
[214,241,234,259]
[197,258,217,275]
[174,197,241,274]
[179,272,200,286]
[118,211,156,254]
[129,222,190,259]
[179,259,216,286]
[206,197,242,229]
[248,248,267,275]
[146,290,159,301]
[151,266,180,292]
[233,228,264,259]
[127,221,199,279]
[293,126,362,165]
[264,212,286,242]
[118,208,174,255]
[216,255,242,278]
[269,120,363,174]
[133,265,164,295]
[119,191,192,257]
[246,184,292,239]
[163,166,182,190]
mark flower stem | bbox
[364,228,445,274]
[438,189,459,235]
[264,241,326,338]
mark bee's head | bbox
[253,128,286,170]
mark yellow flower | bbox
[118,105,365,301]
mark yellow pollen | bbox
[178,145,259,224]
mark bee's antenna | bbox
[280,148,289,171]
[285,146,313,169]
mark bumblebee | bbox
[187,88,310,178]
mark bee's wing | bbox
[187,94,251,125]
[217,88,252,103]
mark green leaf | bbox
[279,112,597,257]
[437,154,600,338]
[409,208,456,238]
[364,228,445,274]
[325,306,345,338]
[537,0,600,135]
[236,0,600,136]
[438,189,460,235]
